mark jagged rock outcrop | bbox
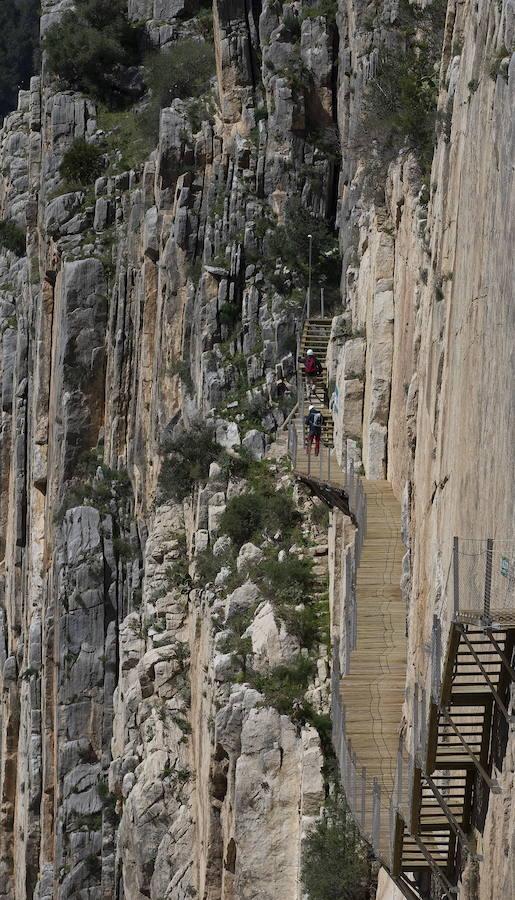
[0,0,513,899]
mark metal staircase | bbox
[299,318,334,446]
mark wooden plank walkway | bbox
[341,481,406,791]
[291,318,515,895]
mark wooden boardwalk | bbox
[341,481,406,790]
[291,318,515,898]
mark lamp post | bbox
[307,233,312,318]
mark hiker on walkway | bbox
[303,348,323,399]
[275,375,293,400]
[305,405,324,456]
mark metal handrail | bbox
[332,640,398,869]
[453,536,515,624]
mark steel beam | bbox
[440,709,501,793]
[457,626,514,724]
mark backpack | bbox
[305,355,317,374]
[312,411,323,428]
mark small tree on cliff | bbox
[44,0,143,104]
[302,791,372,900]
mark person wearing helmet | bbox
[303,348,322,399]
[305,404,324,456]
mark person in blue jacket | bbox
[305,405,324,456]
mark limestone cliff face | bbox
[329,1,514,898]
[0,1,513,899]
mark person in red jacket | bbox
[304,349,322,398]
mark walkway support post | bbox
[483,538,493,623]
[440,708,501,793]
[307,233,312,319]
[457,626,514,724]
[422,773,481,860]
[453,537,459,619]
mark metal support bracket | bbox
[484,629,515,682]
[391,873,425,900]
[440,708,501,793]
[422,772,482,861]
[410,834,457,898]
[457,626,515,725]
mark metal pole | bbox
[453,537,460,619]
[410,834,457,898]
[321,286,325,319]
[423,772,481,859]
[484,629,515,681]
[457,626,514,724]
[361,767,366,828]
[484,538,493,623]
[307,233,312,319]
[352,750,357,812]
[440,708,501,792]
[372,778,380,848]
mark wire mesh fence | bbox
[453,538,515,624]
[331,640,398,869]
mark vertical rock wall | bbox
[0,0,513,898]
[329,1,514,898]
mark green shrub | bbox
[55,458,132,524]
[305,122,341,161]
[302,792,371,900]
[97,106,153,173]
[44,0,143,104]
[301,0,337,24]
[139,39,215,142]
[239,392,270,428]
[253,555,328,651]
[219,493,265,548]
[311,502,330,529]
[60,139,103,185]
[257,556,314,603]
[283,12,301,41]
[267,197,341,294]
[251,655,315,717]
[158,420,221,502]
[0,220,25,256]
[277,48,312,94]
[165,557,192,592]
[113,537,137,562]
[0,0,40,119]
[169,357,193,393]
[145,39,214,106]
[358,1,446,175]
[196,6,214,40]
[280,597,329,651]
[220,485,300,548]
[218,302,241,331]
[360,50,439,171]
[220,613,254,676]
[195,548,223,583]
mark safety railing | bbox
[453,537,515,625]
[288,417,338,482]
[392,740,415,834]
[332,640,398,869]
[347,459,366,563]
